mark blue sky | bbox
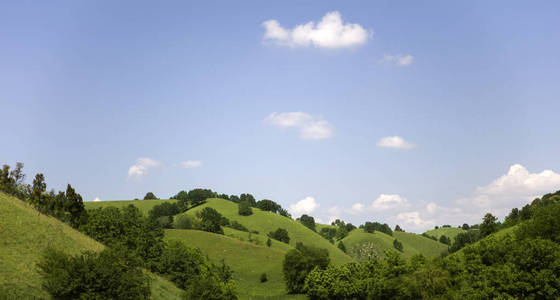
[1,1,560,231]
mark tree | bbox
[64,184,86,228]
[143,192,158,200]
[260,273,268,283]
[268,228,290,244]
[39,247,150,299]
[320,227,337,242]
[278,208,292,219]
[256,199,281,213]
[338,241,347,253]
[480,213,498,238]
[298,214,316,231]
[239,193,256,207]
[439,235,451,245]
[283,243,330,293]
[197,207,224,234]
[238,201,253,216]
[393,239,403,252]
[266,238,272,247]
[462,223,470,230]
[188,188,216,206]
[148,202,180,220]
[394,224,404,232]
[32,173,47,209]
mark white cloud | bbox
[377,136,415,149]
[467,164,560,210]
[262,11,371,49]
[395,211,435,230]
[351,203,365,213]
[127,157,161,180]
[265,112,333,140]
[179,160,203,168]
[93,197,102,202]
[371,194,409,211]
[382,54,414,66]
[290,196,320,216]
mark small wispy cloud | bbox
[381,54,414,66]
[127,157,161,180]
[262,11,371,49]
[377,136,416,149]
[179,160,203,168]
[265,112,333,140]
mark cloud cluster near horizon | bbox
[262,11,371,49]
[265,112,333,140]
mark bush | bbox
[267,238,272,247]
[260,273,268,283]
[197,207,224,234]
[393,239,403,252]
[174,214,200,230]
[229,220,248,232]
[338,241,347,253]
[143,192,158,200]
[283,243,330,293]
[148,202,179,220]
[38,247,150,299]
[238,201,253,216]
[268,228,290,244]
[298,214,316,231]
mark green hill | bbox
[85,199,177,216]
[424,227,466,241]
[341,229,448,261]
[0,192,184,299]
[165,229,303,299]
[182,198,354,266]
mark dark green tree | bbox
[480,213,498,238]
[256,199,281,213]
[394,224,404,232]
[238,200,253,216]
[197,207,224,234]
[268,228,290,244]
[337,241,347,253]
[188,188,216,206]
[283,243,330,293]
[393,239,403,252]
[239,193,256,207]
[143,192,158,200]
[298,214,316,231]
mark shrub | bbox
[393,239,403,252]
[174,214,200,230]
[197,207,225,234]
[143,192,158,200]
[38,248,150,299]
[338,241,347,253]
[238,201,253,216]
[268,228,290,244]
[283,243,330,293]
[229,220,248,232]
[260,273,268,283]
[267,238,272,247]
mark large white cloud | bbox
[377,136,415,149]
[395,211,435,230]
[290,196,320,216]
[179,160,203,168]
[262,11,371,49]
[127,158,161,180]
[381,54,415,66]
[265,112,333,140]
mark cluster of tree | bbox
[0,163,87,229]
[297,214,316,231]
[503,190,560,228]
[268,228,290,244]
[283,243,330,294]
[361,221,393,236]
[148,202,180,228]
[39,247,151,299]
[394,225,404,232]
[448,213,499,253]
[143,192,158,200]
[438,235,451,245]
[79,205,237,298]
[319,219,356,243]
[171,188,217,211]
[238,200,252,216]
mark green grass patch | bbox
[424,227,466,241]
[393,231,448,257]
[0,192,183,299]
[182,198,354,266]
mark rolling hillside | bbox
[341,229,448,261]
[182,198,354,266]
[85,199,177,215]
[165,229,302,299]
[424,227,466,241]
[0,192,184,299]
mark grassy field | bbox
[393,231,448,257]
[182,198,354,266]
[341,229,448,260]
[84,199,177,216]
[0,192,184,299]
[165,229,303,299]
[424,227,466,241]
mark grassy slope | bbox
[424,227,466,241]
[341,230,448,260]
[183,198,354,266]
[0,193,184,299]
[393,231,448,257]
[85,199,177,216]
[165,229,303,299]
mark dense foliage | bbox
[298,214,316,231]
[238,200,253,216]
[268,228,290,244]
[361,221,393,236]
[39,248,151,299]
[143,192,158,200]
[283,243,330,294]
